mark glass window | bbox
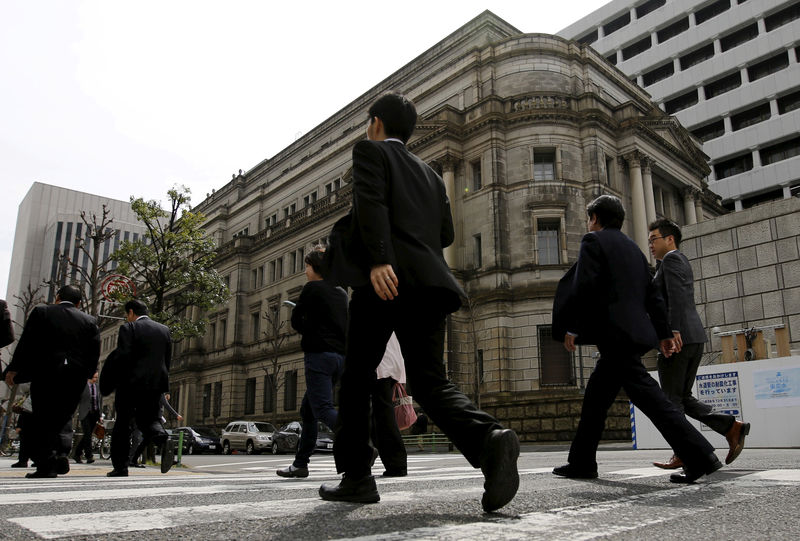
[765,2,800,32]
[534,150,555,181]
[244,378,256,415]
[679,43,715,70]
[622,35,652,60]
[704,72,742,99]
[731,103,771,131]
[251,312,260,341]
[714,153,754,179]
[603,12,631,36]
[202,383,211,418]
[577,29,598,45]
[471,160,482,191]
[747,51,789,82]
[760,136,800,166]
[694,0,730,25]
[473,234,482,269]
[536,219,560,266]
[691,120,725,142]
[657,17,689,43]
[664,89,699,114]
[643,61,675,87]
[213,382,222,417]
[539,325,573,385]
[284,370,298,411]
[636,0,665,19]
[263,375,275,413]
[778,90,800,115]
[720,23,758,51]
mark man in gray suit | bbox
[648,219,750,470]
[73,371,102,463]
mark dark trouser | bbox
[16,411,33,464]
[28,362,87,474]
[657,343,735,435]
[111,389,168,471]
[76,411,100,460]
[372,377,407,473]
[333,287,501,479]
[568,346,717,474]
[293,351,343,468]
[129,425,144,464]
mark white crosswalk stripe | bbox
[1,456,798,540]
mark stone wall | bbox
[682,196,800,360]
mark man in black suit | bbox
[552,195,722,484]
[0,299,13,353]
[320,93,519,512]
[107,299,174,477]
[648,218,749,470]
[73,371,102,464]
[4,285,100,478]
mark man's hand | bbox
[672,331,683,353]
[563,333,577,352]
[659,338,676,358]
[177,415,184,422]
[4,371,16,386]
[370,264,399,301]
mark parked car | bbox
[271,421,334,454]
[220,421,276,455]
[173,426,222,454]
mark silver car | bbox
[220,421,276,455]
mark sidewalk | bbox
[0,458,199,478]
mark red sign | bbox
[100,274,136,301]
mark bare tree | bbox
[261,303,289,424]
[464,295,483,408]
[11,282,45,333]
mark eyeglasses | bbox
[647,236,665,245]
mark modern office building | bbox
[5,182,145,327]
[171,11,723,440]
[559,0,800,210]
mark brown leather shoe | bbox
[724,421,750,465]
[653,454,683,469]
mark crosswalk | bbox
[1,455,799,540]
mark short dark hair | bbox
[587,194,625,229]
[124,299,148,316]
[304,245,327,276]
[649,218,682,247]
[56,285,82,304]
[368,93,417,143]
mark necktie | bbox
[90,383,98,412]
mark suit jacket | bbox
[78,381,102,419]
[326,139,465,313]
[113,315,172,394]
[6,302,100,383]
[653,250,707,344]
[552,228,672,355]
[0,299,14,349]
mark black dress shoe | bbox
[480,428,520,512]
[55,456,70,475]
[10,461,28,468]
[552,463,599,479]
[381,470,407,477]
[319,474,380,503]
[277,464,309,478]
[25,470,57,478]
[160,439,175,473]
[73,456,84,464]
[86,457,95,464]
[669,456,723,484]
[107,469,128,477]
[132,463,146,468]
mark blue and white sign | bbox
[754,367,800,408]
[696,371,741,422]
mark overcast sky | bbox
[0,0,610,300]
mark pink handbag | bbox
[392,382,418,430]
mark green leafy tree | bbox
[112,186,229,341]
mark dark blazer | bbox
[653,250,707,345]
[552,228,671,354]
[113,316,172,393]
[291,280,348,354]
[78,381,102,419]
[326,139,465,313]
[6,302,100,383]
[0,299,13,349]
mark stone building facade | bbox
[169,12,722,442]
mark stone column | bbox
[441,159,457,268]
[641,157,656,227]
[626,152,649,255]
[683,187,698,225]
[694,194,704,223]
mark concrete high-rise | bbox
[5,182,144,327]
[559,0,800,210]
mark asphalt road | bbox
[1,445,798,540]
